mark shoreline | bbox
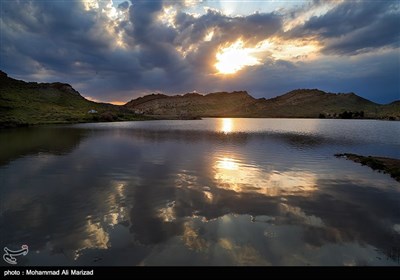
[335,153,400,182]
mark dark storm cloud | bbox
[0,0,151,99]
[129,0,164,43]
[126,0,187,75]
[289,0,400,55]
[0,1,119,76]
[174,9,282,46]
[0,0,398,103]
[323,13,400,55]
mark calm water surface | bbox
[1,118,399,266]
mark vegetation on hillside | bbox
[0,71,147,128]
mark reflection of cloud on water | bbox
[50,181,128,260]
[103,182,129,227]
[1,124,399,265]
[278,204,324,228]
[170,162,399,264]
[73,220,110,260]
[217,238,270,265]
[0,174,131,261]
[175,172,199,189]
[157,201,177,223]
[182,222,209,252]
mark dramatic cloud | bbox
[289,0,400,55]
[0,0,399,103]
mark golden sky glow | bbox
[259,38,322,61]
[214,38,321,74]
[109,101,126,105]
[86,96,125,105]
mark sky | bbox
[0,0,399,104]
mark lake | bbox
[0,118,399,266]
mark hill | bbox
[0,71,144,128]
[125,91,258,118]
[125,89,400,120]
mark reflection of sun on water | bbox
[221,118,233,134]
[217,157,239,170]
[214,155,318,196]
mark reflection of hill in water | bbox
[0,127,89,166]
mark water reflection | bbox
[103,181,129,227]
[220,118,233,134]
[0,127,88,166]
[181,221,209,252]
[0,119,399,265]
[216,157,239,170]
[214,155,318,196]
[217,237,269,265]
[74,219,110,260]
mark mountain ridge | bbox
[125,88,399,120]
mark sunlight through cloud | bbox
[215,40,262,74]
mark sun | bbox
[215,40,261,74]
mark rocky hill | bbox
[0,71,143,128]
[125,89,399,120]
[125,91,258,118]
